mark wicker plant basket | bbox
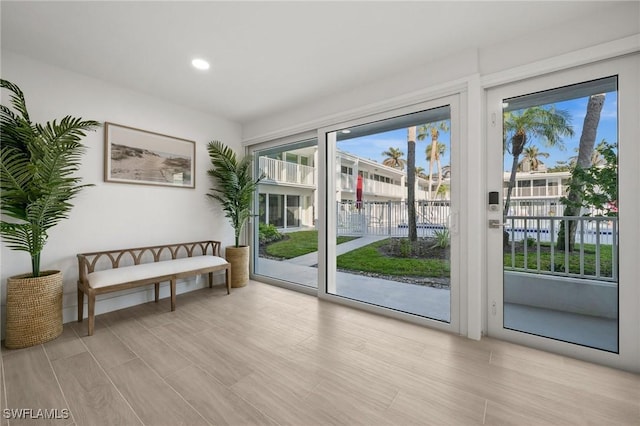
[5,270,63,349]
[225,245,249,288]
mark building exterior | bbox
[257,148,443,230]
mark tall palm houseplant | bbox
[1,79,99,348]
[207,140,263,287]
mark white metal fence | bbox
[504,215,618,282]
[337,200,450,237]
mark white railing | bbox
[504,186,564,198]
[337,200,450,237]
[339,174,432,200]
[259,157,314,186]
[506,198,606,217]
[504,215,618,282]
[339,173,406,198]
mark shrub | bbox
[431,228,450,249]
[259,223,283,244]
[399,238,412,258]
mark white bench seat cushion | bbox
[87,256,228,289]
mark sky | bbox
[338,126,451,174]
[337,91,617,174]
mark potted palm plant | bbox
[207,140,263,288]
[1,79,99,348]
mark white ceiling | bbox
[1,1,619,124]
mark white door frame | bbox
[486,54,640,372]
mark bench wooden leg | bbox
[154,283,160,302]
[208,272,213,289]
[88,294,96,336]
[170,279,176,311]
[225,267,231,295]
[77,288,84,322]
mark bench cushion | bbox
[87,256,228,289]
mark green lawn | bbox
[265,230,358,259]
[336,239,450,278]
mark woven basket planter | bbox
[5,270,63,349]
[225,245,249,288]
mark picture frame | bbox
[104,122,196,188]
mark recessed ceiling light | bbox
[341,129,351,134]
[192,58,210,70]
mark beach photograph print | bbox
[105,123,195,188]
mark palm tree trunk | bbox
[407,126,417,242]
[557,94,605,251]
[502,152,521,247]
[434,156,443,199]
[504,152,521,219]
[427,138,437,199]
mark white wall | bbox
[243,3,639,142]
[1,51,241,331]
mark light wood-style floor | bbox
[2,281,639,426]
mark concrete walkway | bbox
[284,235,388,266]
[256,258,451,322]
[256,234,451,322]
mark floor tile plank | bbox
[165,365,278,425]
[51,352,142,425]
[3,346,69,425]
[106,358,208,426]
[70,322,137,370]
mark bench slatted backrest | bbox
[77,241,222,281]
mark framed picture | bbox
[104,123,195,188]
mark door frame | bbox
[485,54,640,371]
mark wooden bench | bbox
[77,240,230,336]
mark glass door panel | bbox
[252,139,318,288]
[485,54,640,373]
[502,76,619,352]
[325,105,457,323]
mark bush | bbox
[259,223,283,244]
[399,238,412,258]
[431,228,450,249]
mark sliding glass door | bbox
[320,97,460,330]
[251,138,318,288]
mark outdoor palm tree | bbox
[418,121,449,199]
[518,146,550,172]
[503,106,573,216]
[558,93,606,251]
[381,147,406,169]
[406,127,417,242]
[431,142,447,198]
[569,139,608,167]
